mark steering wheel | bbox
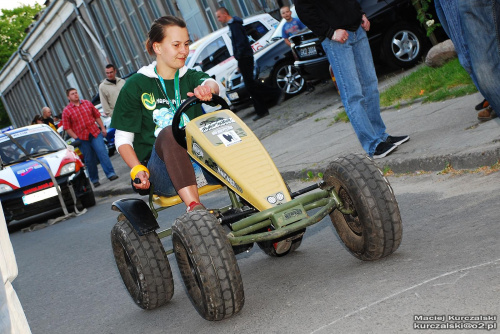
[172,94,230,148]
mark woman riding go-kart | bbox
[111,15,221,212]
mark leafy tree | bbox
[412,0,440,44]
[0,3,44,127]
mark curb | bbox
[280,148,500,182]
[94,148,500,198]
[380,97,425,111]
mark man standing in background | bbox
[62,88,118,187]
[41,107,57,131]
[216,7,284,121]
[280,6,314,94]
[295,0,409,158]
[98,64,125,117]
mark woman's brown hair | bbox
[145,16,187,55]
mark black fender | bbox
[111,198,159,236]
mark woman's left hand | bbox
[187,85,213,101]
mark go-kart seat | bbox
[152,184,223,208]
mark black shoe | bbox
[109,175,119,181]
[93,182,101,188]
[252,112,270,121]
[475,99,489,111]
[275,90,285,106]
[373,142,397,159]
[386,135,410,146]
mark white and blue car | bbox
[0,124,95,224]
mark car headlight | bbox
[60,162,76,175]
[0,183,13,194]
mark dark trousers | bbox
[238,56,281,116]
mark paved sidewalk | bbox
[93,73,500,198]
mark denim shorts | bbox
[147,145,220,197]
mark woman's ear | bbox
[153,42,160,54]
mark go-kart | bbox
[110,95,403,321]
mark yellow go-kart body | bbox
[184,109,291,211]
[152,108,291,212]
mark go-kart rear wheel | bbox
[172,210,244,321]
[111,214,174,310]
[323,154,402,261]
[257,228,305,257]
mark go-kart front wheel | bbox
[111,214,174,309]
[323,154,402,261]
[172,210,244,321]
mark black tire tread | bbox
[80,187,96,208]
[111,215,174,310]
[172,210,244,321]
[324,154,402,260]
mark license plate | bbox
[228,92,239,100]
[299,46,317,57]
[22,187,58,205]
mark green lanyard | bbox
[155,67,181,112]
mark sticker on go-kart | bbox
[218,130,242,147]
[215,164,242,193]
[197,112,247,147]
[192,142,204,159]
[191,139,243,193]
[266,192,286,205]
[199,117,236,133]
[210,125,234,136]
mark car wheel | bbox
[273,60,305,97]
[382,22,426,69]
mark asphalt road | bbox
[8,171,500,333]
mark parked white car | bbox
[186,13,279,90]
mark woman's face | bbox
[154,26,190,70]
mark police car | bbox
[0,124,95,224]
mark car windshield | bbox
[0,127,66,166]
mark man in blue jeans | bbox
[295,0,409,158]
[62,88,118,187]
[457,0,500,119]
[434,0,495,121]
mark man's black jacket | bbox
[295,0,364,41]
[227,16,253,60]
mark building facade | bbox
[0,0,292,127]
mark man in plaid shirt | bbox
[62,88,118,187]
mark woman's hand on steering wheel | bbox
[187,84,213,101]
[133,170,150,190]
